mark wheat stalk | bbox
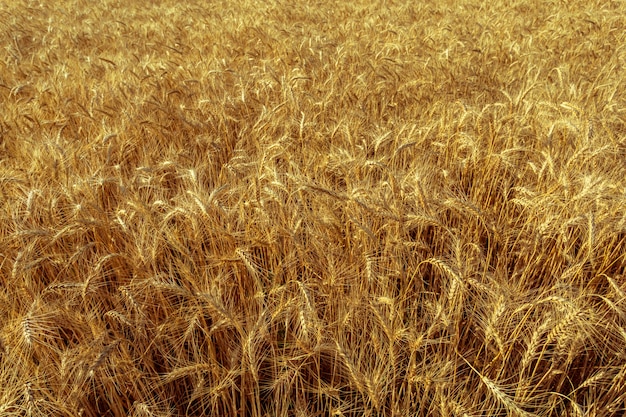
[88,341,119,377]
[457,350,537,417]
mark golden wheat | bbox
[1,0,626,415]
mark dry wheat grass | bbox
[1,0,625,415]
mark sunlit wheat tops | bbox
[1,0,625,416]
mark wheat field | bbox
[1,0,625,416]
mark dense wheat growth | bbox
[1,0,626,415]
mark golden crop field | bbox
[1,0,625,415]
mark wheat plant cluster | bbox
[1,0,626,415]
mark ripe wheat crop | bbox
[1,0,625,415]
